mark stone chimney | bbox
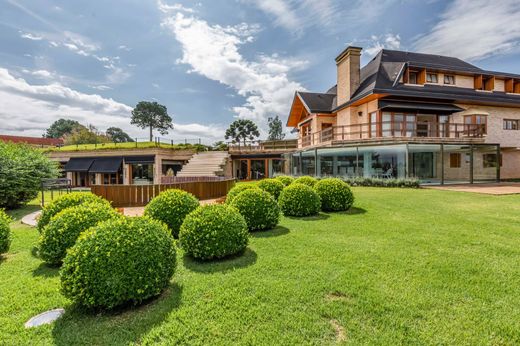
[335,46,362,105]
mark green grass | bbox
[43,142,201,152]
[2,188,520,345]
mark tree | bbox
[212,141,229,151]
[45,119,85,138]
[225,119,260,146]
[0,142,59,209]
[63,125,109,145]
[106,127,134,143]
[267,115,285,140]
[130,101,173,142]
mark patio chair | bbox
[381,168,393,179]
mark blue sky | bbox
[1,0,520,143]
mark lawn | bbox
[2,188,520,345]
[43,141,201,152]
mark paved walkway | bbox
[21,211,40,227]
[425,182,520,195]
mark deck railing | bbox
[299,121,486,147]
[228,139,298,152]
[91,178,235,207]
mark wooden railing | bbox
[299,121,486,147]
[91,178,235,207]
[228,140,297,152]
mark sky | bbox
[1,0,520,144]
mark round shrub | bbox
[230,189,280,231]
[314,178,355,212]
[275,175,294,186]
[225,184,260,204]
[0,210,11,255]
[60,216,176,310]
[293,176,318,187]
[37,192,110,232]
[180,204,248,260]
[39,202,120,265]
[257,178,284,200]
[278,183,321,217]
[144,189,199,237]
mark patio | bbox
[425,182,520,195]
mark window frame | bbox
[503,119,519,130]
[408,71,418,84]
[444,74,455,85]
[449,153,461,168]
[426,73,438,83]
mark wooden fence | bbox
[91,179,235,207]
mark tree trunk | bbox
[149,125,153,142]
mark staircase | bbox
[176,151,230,177]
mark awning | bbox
[455,108,490,117]
[63,158,95,172]
[124,155,155,164]
[89,157,123,173]
[378,100,464,113]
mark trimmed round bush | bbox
[230,189,280,231]
[0,210,11,255]
[37,192,110,232]
[39,202,120,265]
[225,184,260,204]
[293,176,318,187]
[275,175,294,186]
[257,178,284,200]
[278,183,321,217]
[60,216,176,309]
[144,189,199,237]
[314,178,355,212]
[180,204,248,260]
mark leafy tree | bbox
[45,119,85,138]
[106,127,134,143]
[225,119,260,146]
[212,141,229,151]
[131,101,173,141]
[0,142,59,209]
[267,115,285,140]
[64,125,109,145]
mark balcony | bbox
[228,139,298,153]
[299,121,486,147]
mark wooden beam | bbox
[474,74,483,90]
[484,76,495,91]
[514,80,520,94]
[403,67,409,84]
[505,78,514,93]
[418,69,426,85]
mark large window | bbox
[503,119,519,130]
[426,73,438,83]
[444,74,455,85]
[464,115,487,135]
[131,164,154,184]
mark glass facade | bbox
[291,143,499,184]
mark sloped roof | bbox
[289,48,520,121]
[0,134,63,146]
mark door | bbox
[412,152,434,179]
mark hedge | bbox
[230,189,280,231]
[314,178,354,212]
[293,176,318,187]
[225,184,260,204]
[0,210,11,255]
[274,175,294,186]
[278,183,321,217]
[257,178,285,200]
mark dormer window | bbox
[408,71,418,84]
[444,74,455,85]
[426,73,438,83]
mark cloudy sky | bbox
[1,0,520,143]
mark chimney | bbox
[335,46,362,105]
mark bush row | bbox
[0,210,11,255]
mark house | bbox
[286,47,520,183]
[0,134,64,148]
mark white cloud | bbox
[20,32,43,41]
[160,11,306,126]
[365,33,401,57]
[89,85,112,91]
[157,0,195,13]
[0,68,221,142]
[414,0,520,61]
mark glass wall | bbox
[473,145,499,182]
[408,144,441,183]
[131,164,154,185]
[443,144,471,184]
[317,147,358,177]
[301,151,315,175]
[357,144,407,179]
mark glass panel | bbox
[271,159,285,176]
[473,145,498,182]
[250,160,266,180]
[408,144,441,184]
[357,145,407,179]
[443,145,471,184]
[301,150,315,175]
[317,147,358,178]
[370,112,377,137]
[405,114,415,137]
[132,164,154,184]
[382,112,392,137]
[292,153,301,175]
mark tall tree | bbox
[106,127,134,143]
[225,119,260,146]
[130,101,173,141]
[63,125,109,145]
[45,118,85,138]
[267,115,285,140]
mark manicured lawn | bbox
[2,188,520,344]
[43,141,199,152]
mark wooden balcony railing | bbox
[299,121,486,147]
[228,140,298,152]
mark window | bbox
[503,119,519,130]
[450,153,461,168]
[426,73,438,83]
[408,71,418,84]
[464,115,487,135]
[444,74,455,85]
[483,153,498,168]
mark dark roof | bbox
[89,157,123,173]
[292,48,520,116]
[63,158,94,172]
[124,155,155,164]
[378,100,464,113]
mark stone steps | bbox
[177,151,229,177]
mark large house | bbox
[286,47,520,183]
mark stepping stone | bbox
[24,308,65,328]
[21,211,41,227]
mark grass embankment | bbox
[2,188,520,344]
[43,142,204,152]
